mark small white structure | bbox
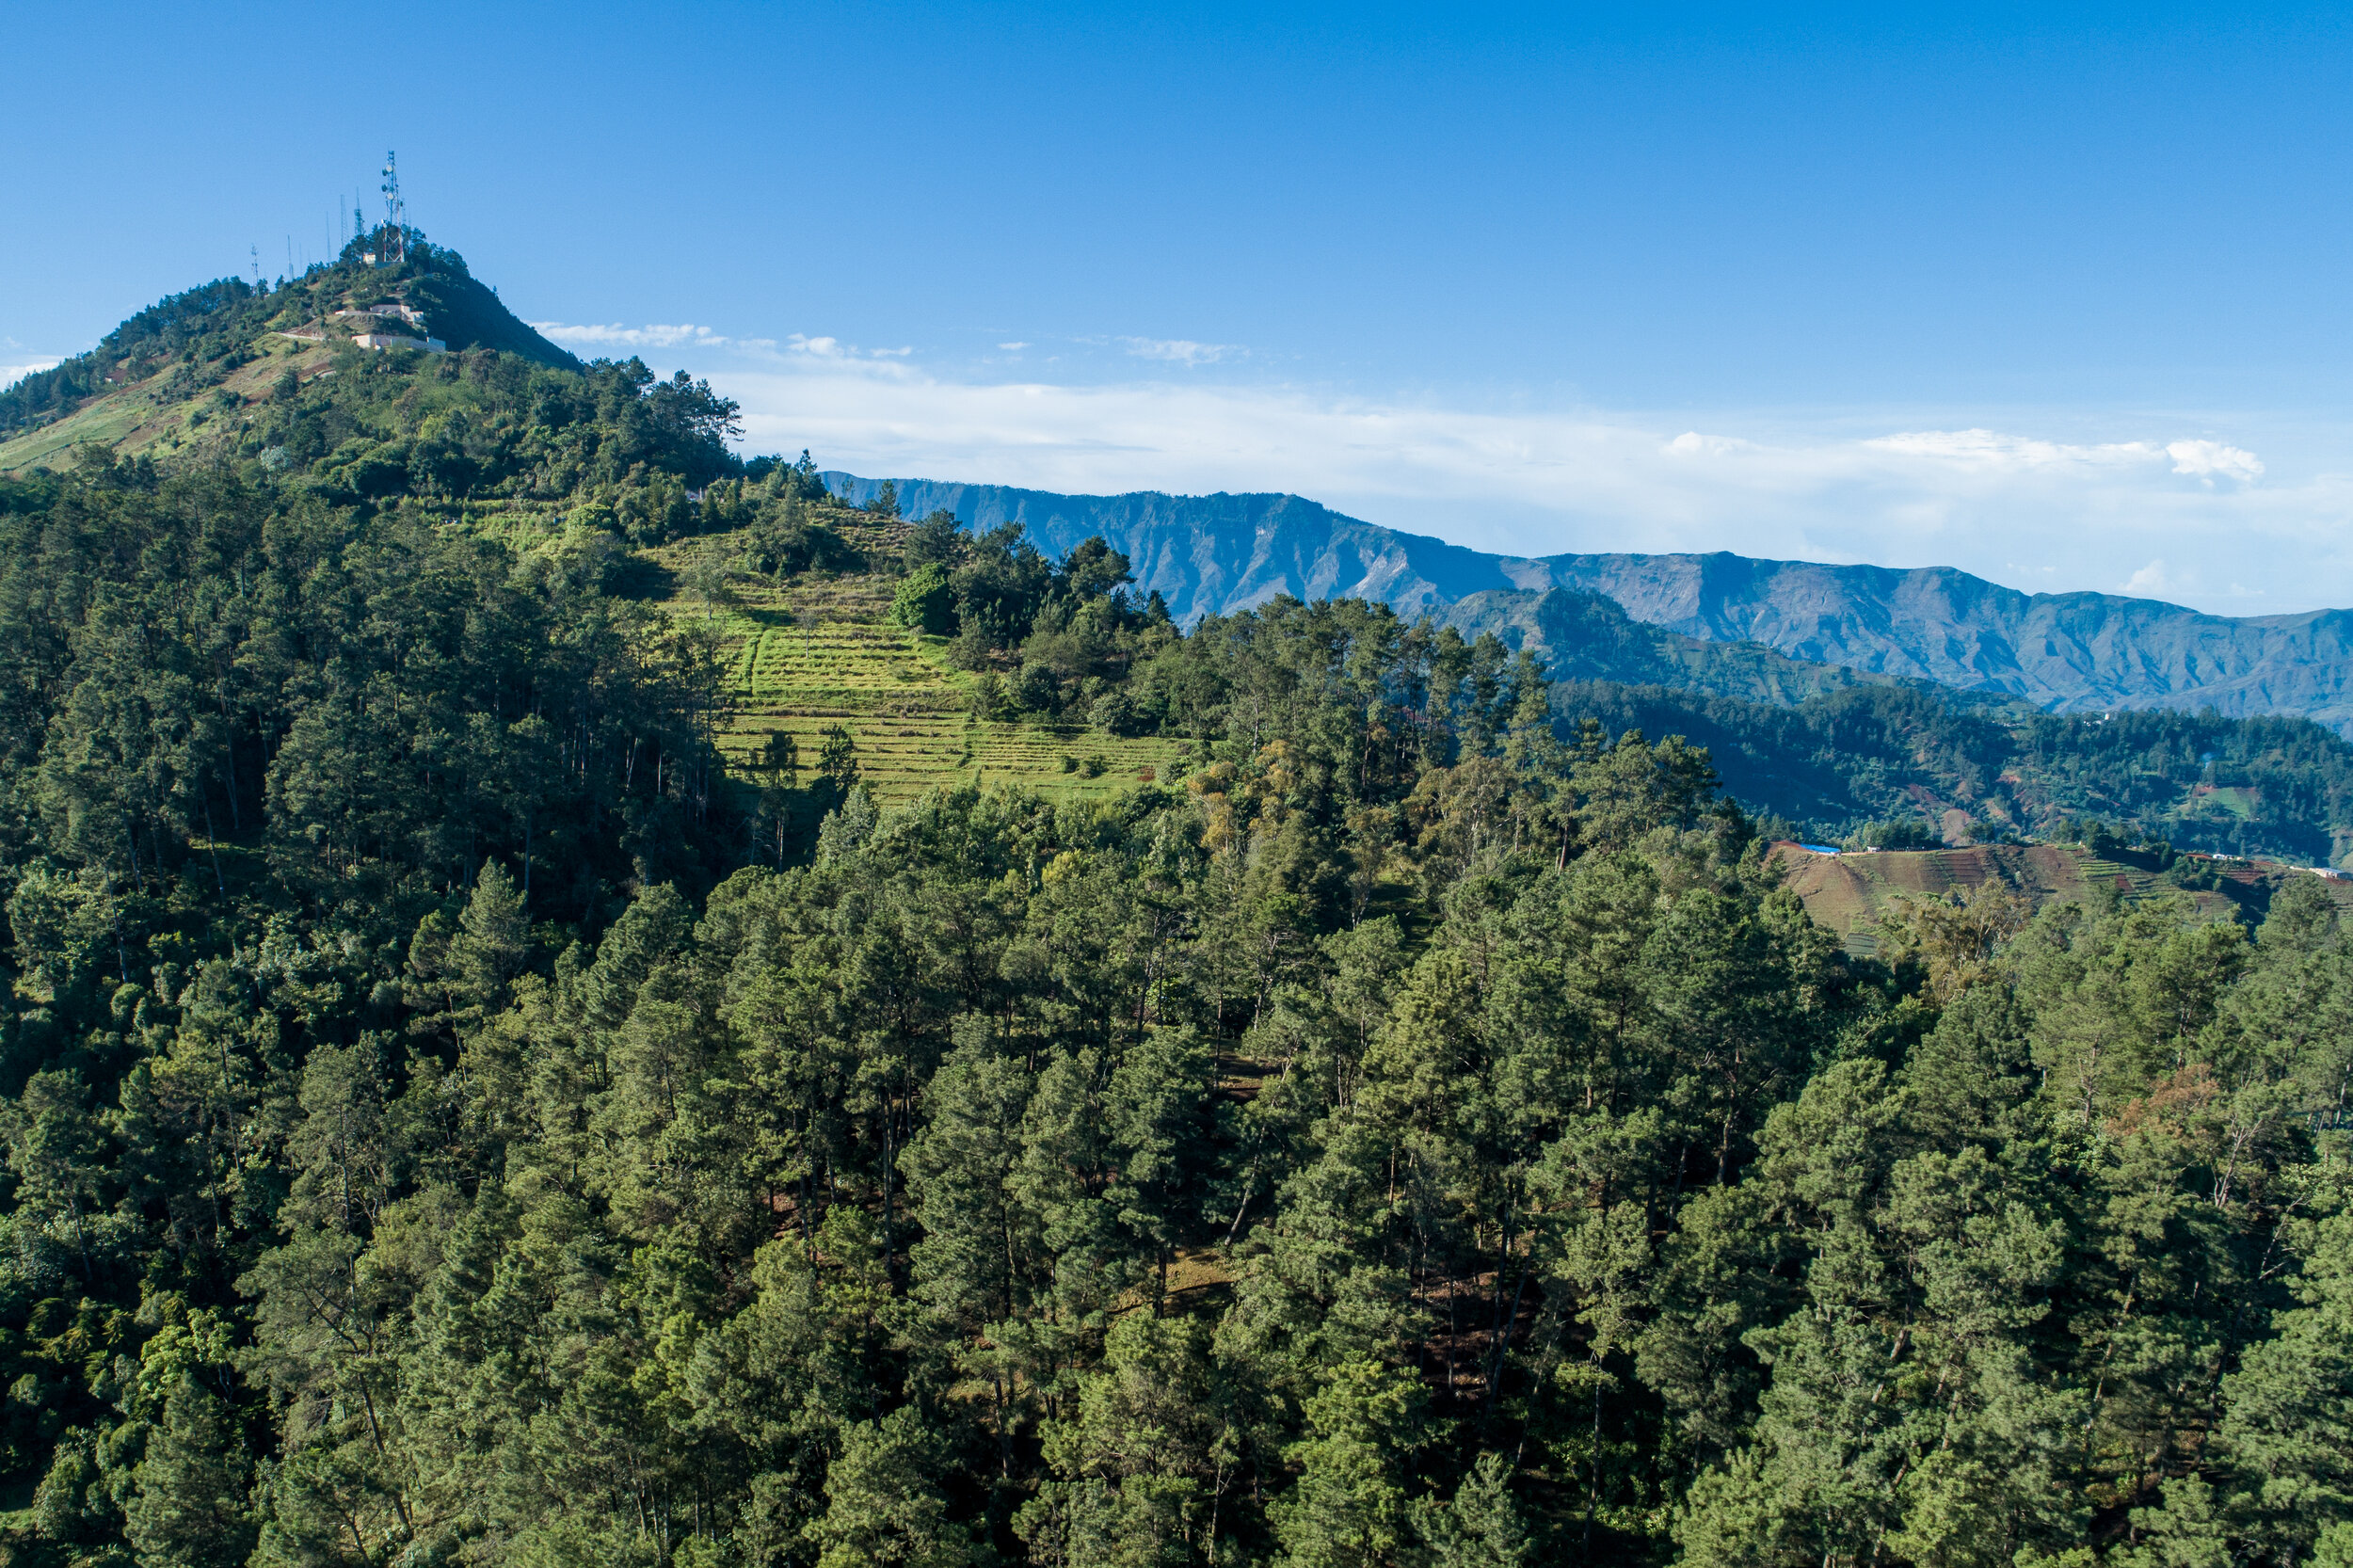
[352,333,447,353]
[336,305,429,328]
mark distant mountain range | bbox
[825,473,2353,733]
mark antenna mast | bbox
[378,151,408,265]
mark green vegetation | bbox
[0,239,575,443]
[9,248,2353,1566]
[1448,584,1929,706]
[1561,680,2353,864]
[685,513,1191,842]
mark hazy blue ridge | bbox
[1441,585,1961,709]
[824,472,2353,732]
[825,475,1534,619]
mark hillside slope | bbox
[1769,840,2353,953]
[0,234,578,472]
[828,472,2353,732]
[670,514,1190,823]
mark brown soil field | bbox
[1769,841,2353,954]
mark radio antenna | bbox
[379,151,408,265]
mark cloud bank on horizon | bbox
[540,322,2353,617]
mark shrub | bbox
[889,562,957,635]
[948,623,993,670]
[1088,689,1142,737]
[1014,662,1061,714]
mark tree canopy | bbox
[4,279,2353,1568]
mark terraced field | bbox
[661,520,1191,810]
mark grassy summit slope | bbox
[0,233,576,473]
[0,332,329,472]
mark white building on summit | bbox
[351,332,448,353]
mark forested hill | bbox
[13,248,2353,1567]
[1445,584,1923,707]
[826,472,2353,732]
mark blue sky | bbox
[9,2,2353,611]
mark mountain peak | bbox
[0,235,579,456]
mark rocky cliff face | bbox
[825,472,2353,731]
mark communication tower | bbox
[377,151,409,265]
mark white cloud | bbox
[1665,430,1758,458]
[1859,429,2265,487]
[531,321,769,351]
[615,328,2353,614]
[1119,337,1238,365]
[2121,559,2182,596]
[1865,428,2169,470]
[775,335,915,364]
[537,327,931,370]
[997,342,1030,351]
[1,359,61,391]
[2166,439,2265,482]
